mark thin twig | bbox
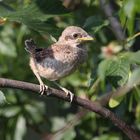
[99,0,125,41]
[42,110,86,140]
[0,78,139,140]
[96,85,129,106]
[96,70,140,106]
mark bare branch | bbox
[42,110,86,140]
[0,78,139,140]
[99,0,126,41]
[96,85,129,106]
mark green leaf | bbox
[6,116,18,140]
[109,98,119,108]
[98,59,109,81]
[62,128,76,140]
[24,101,45,124]
[0,39,17,57]
[35,0,70,15]
[51,117,66,131]
[109,68,140,108]
[0,1,69,20]
[22,19,59,34]
[136,103,140,124]
[83,16,109,33]
[93,133,121,140]
[128,51,140,65]
[119,0,140,35]
[83,16,103,29]
[109,96,124,108]
[0,1,69,34]
[127,68,140,87]
[14,115,26,140]
[0,91,7,105]
[0,24,17,57]
[50,35,57,43]
[0,25,17,57]
[98,56,130,86]
[0,106,20,117]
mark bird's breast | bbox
[33,48,87,81]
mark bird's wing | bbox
[34,47,54,62]
[34,44,72,62]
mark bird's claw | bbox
[39,84,48,95]
[62,88,74,103]
[53,82,74,103]
[68,91,74,103]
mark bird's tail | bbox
[25,39,36,54]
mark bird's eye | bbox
[73,33,80,38]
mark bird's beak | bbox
[77,35,94,42]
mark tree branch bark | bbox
[0,78,139,140]
[99,0,126,41]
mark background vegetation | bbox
[0,0,140,140]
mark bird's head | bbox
[58,26,94,45]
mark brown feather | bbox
[34,48,54,62]
[33,44,73,62]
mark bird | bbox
[25,26,94,102]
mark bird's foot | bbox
[53,82,74,102]
[39,84,49,95]
[60,87,74,103]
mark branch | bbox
[97,71,140,106]
[97,85,132,106]
[0,78,139,140]
[42,110,86,140]
[99,0,126,41]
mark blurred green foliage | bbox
[0,0,140,140]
